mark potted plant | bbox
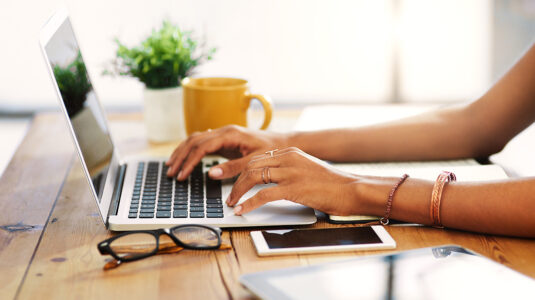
[106,21,215,142]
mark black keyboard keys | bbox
[206,174,222,199]
[140,162,159,216]
[129,162,145,218]
[156,163,173,217]
[128,160,225,220]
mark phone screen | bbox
[261,227,382,249]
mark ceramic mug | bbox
[181,77,272,134]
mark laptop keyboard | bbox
[128,161,224,219]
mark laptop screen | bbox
[43,17,114,202]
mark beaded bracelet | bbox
[430,171,456,228]
[380,174,410,225]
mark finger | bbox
[167,131,204,166]
[208,155,250,179]
[166,132,208,177]
[246,148,304,169]
[227,167,289,206]
[247,156,283,169]
[233,186,286,216]
[248,146,300,162]
[177,136,228,181]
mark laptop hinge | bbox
[109,164,127,216]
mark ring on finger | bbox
[266,167,272,184]
[262,167,269,184]
[265,149,279,157]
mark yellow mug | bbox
[181,77,272,135]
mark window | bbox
[0,1,516,109]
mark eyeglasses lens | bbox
[109,233,157,259]
[171,226,219,248]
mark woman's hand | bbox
[226,147,363,216]
[166,125,289,181]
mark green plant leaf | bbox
[104,20,216,89]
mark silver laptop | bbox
[39,9,316,231]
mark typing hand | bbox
[226,147,363,216]
[166,125,289,181]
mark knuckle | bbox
[188,132,201,140]
[245,169,257,180]
[287,146,299,151]
[190,144,200,153]
[223,125,239,133]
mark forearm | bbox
[354,176,535,238]
[286,106,487,162]
[286,43,535,163]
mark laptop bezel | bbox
[39,8,121,227]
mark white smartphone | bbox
[250,225,396,256]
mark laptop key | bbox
[207,213,224,218]
[139,213,154,218]
[207,208,223,213]
[128,213,138,218]
[173,205,188,210]
[173,210,188,218]
[190,212,205,218]
[156,211,171,218]
[140,209,155,214]
[190,207,204,212]
[157,206,171,211]
[190,203,204,207]
[206,204,223,208]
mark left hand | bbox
[226,147,362,216]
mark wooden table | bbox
[2,111,535,300]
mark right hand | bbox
[166,125,289,181]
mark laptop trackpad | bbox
[222,184,317,225]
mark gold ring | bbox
[262,167,269,184]
[265,149,279,157]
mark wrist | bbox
[284,131,311,153]
[351,176,407,217]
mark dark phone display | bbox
[262,227,382,249]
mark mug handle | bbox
[245,94,273,130]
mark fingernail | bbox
[167,169,172,176]
[209,167,223,178]
[234,205,242,215]
[177,171,183,180]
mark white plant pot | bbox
[143,86,186,142]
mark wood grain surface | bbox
[4,111,535,300]
[0,114,73,300]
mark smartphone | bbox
[250,226,396,256]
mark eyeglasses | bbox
[98,224,229,270]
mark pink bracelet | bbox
[430,171,456,228]
[380,174,409,225]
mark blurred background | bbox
[1,0,535,174]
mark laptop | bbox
[39,9,316,231]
